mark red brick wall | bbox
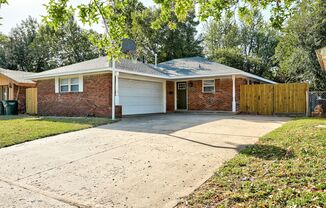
[236,78,247,111]
[37,73,120,117]
[187,78,247,111]
[166,81,175,112]
[13,85,27,113]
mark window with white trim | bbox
[60,77,80,92]
[202,79,215,93]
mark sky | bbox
[0,0,155,35]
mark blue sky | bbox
[0,0,154,35]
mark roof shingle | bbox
[0,68,35,84]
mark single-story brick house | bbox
[29,56,275,117]
[0,68,36,113]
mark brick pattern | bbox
[37,73,121,117]
[166,81,175,112]
[236,78,247,111]
[186,77,247,111]
[13,85,27,113]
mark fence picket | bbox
[240,83,308,115]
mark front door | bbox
[177,82,187,110]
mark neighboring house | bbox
[29,56,275,117]
[316,47,326,72]
[0,68,36,113]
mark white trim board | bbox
[29,67,276,84]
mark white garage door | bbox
[119,78,164,115]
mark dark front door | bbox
[177,82,187,110]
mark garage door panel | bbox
[120,97,163,105]
[119,78,164,115]
[119,88,162,97]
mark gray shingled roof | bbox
[29,56,275,83]
[30,57,167,79]
[0,68,35,84]
[156,57,276,83]
[157,56,245,77]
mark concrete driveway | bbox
[0,114,289,208]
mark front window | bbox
[60,77,79,93]
[203,79,215,93]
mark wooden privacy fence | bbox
[26,88,37,114]
[240,83,309,115]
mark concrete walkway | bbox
[0,114,289,208]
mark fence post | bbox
[306,90,309,117]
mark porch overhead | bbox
[0,68,36,87]
[157,56,276,84]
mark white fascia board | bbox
[28,67,111,80]
[114,68,168,79]
[29,67,168,81]
[168,72,277,84]
[242,72,277,84]
[28,66,276,84]
[167,73,240,80]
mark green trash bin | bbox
[2,100,18,115]
[0,101,4,115]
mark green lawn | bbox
[0,116,112,148]
[178,118,326,208]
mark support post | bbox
[232,75,236,112]
[112,59,116,120]
[115,71,119,105]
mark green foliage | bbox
[44,0,131,60]
[154,0,296,30]
[42,0,300,60]
[204,11,279,78]
[0,0,8,25]
[131,7,202,63]
[0,17,101,71]
[178,118,326,207]
[274,0,326,90]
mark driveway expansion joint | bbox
[0,177,89,208]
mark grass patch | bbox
[0,116,112,148]
[178,118,326,207]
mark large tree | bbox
[3,17,39,70]
[43,0,299,60]
[131,8,202,63]
[0,17,101,71]
[274,0,326,90]
[203,11,280,78]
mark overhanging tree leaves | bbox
[0,0,8,25]
[43,0,299,60]
[274,0,326,90]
